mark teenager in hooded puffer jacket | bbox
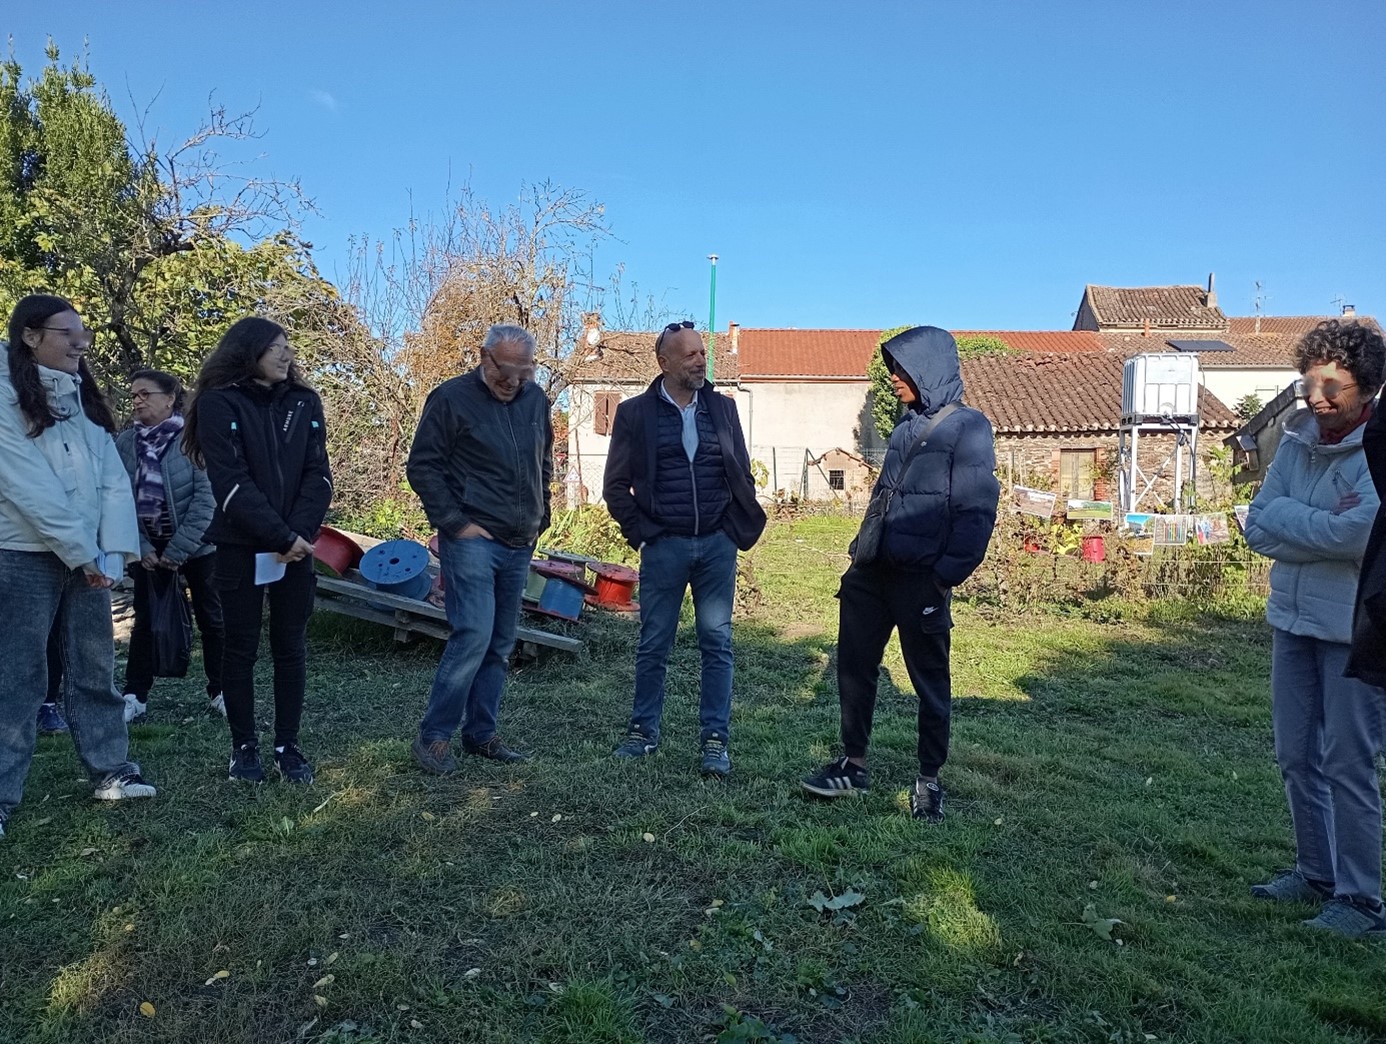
[183,317,332,786]
[0,294,155,841]
[801,326,999,824]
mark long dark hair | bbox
[183,316,308,465]
[129,368,187,415]
[6,294,117,436]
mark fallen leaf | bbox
[313,974,335,988]
[642,832,656,843]
[464,967,482,980]
[138,1001,156,1017]
[325,952,338,965]
[80,847,99,857]
[124,923,135,932]
[1088,881,1099,890]
[551,813,562,822]
[338,933,350,939]
[420,811,435,821]
[313,994,328,1007]
[1145,776,1153,787]
[307,958,318,966]
[205,970,230,986]
[410,1019,424,1029]
[1080,903,1124,942]
[993,817,1004,826]
[530,811,539,817]
[1165,895,1177,903]
[808,889,865,913]
[710,899,724,907]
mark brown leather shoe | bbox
[461,736,532,763]
[412,735,458,775]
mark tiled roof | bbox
[572,330,739,384]
[1081,284,1226,330]
[962,352,1240,434]
[1093,317,1379,367]
[734,329,1104,379]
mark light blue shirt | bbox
[659,380,700,462]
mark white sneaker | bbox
[208,693,227,718]
[93,772,157,801]
[122,694,147,723]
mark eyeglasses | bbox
[655,320,695,352]
[38,325,94,339]
[130,389,173,401]
[1296,378,1358,400]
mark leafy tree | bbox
[1234,393,1263,421]
[0,42,330,385]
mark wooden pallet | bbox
[314,571,582,656]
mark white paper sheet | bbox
[255,552,286,585]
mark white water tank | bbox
[1122,353,1201,425]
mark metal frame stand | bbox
[1118,420,1200,515]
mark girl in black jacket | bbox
[183,318,332,784]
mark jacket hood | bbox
[880,326,964,416]
[1282,403,1370,454]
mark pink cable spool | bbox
[588,561,639,612]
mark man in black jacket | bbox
[603,322,766,776]
[407,325,552,774]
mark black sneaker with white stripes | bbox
[910,777,945,825]
[801,757,871,798]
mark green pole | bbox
[706,254,718,381]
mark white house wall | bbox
[1201,366,1297,416]
[566,379,873,504]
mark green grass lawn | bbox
[4,517,1384,1043]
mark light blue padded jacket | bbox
[1245,406,1379,644]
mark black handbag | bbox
[850,402,960,565]
[148,567,193,678]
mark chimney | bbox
[1142,318,1150,337]
[727,321,739,354]
[1205,272,1217,310]
[1342,303,1357,318]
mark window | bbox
[1058,449,1096,500]
[593,391,621,436]
[828,469,845,491]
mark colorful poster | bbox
[1124,513,1153,534]
[1066,500,1115,522]
[1194,514,1231,545]
[1013,485,1058,518]
[1150,515,1191,547]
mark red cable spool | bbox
[313,525,364,577]
[588,561,639,612]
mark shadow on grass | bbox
[5,602,1384,1044]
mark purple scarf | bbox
[134,414,185,534]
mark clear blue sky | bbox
[12,1,1386,330]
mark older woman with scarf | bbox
[0,294,155,841]
[114,369,225,724]
[1244,318,1386,939]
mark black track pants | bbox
[836,562,952,777]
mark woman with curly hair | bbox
[1244,318,1386,938]
[183,317,332,784]
[0,294,155,840]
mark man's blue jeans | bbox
[0,550,139,821]
[630,531,737,743]
[1271,628,1384,906]
[419,534,532,745]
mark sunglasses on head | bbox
[655,320,695,352]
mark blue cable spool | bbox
[359,539,433,602]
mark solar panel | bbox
[1166,339,1235,352]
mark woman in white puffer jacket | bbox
[0,294,157,842]
[1244,318,1386,939]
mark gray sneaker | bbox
[93,771,157,801]
[412,735,458,776]
[1251,869,1333,904]
[613,730,659,759]
[1302,898,1386,938]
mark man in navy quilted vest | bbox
[603,321,767,777]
